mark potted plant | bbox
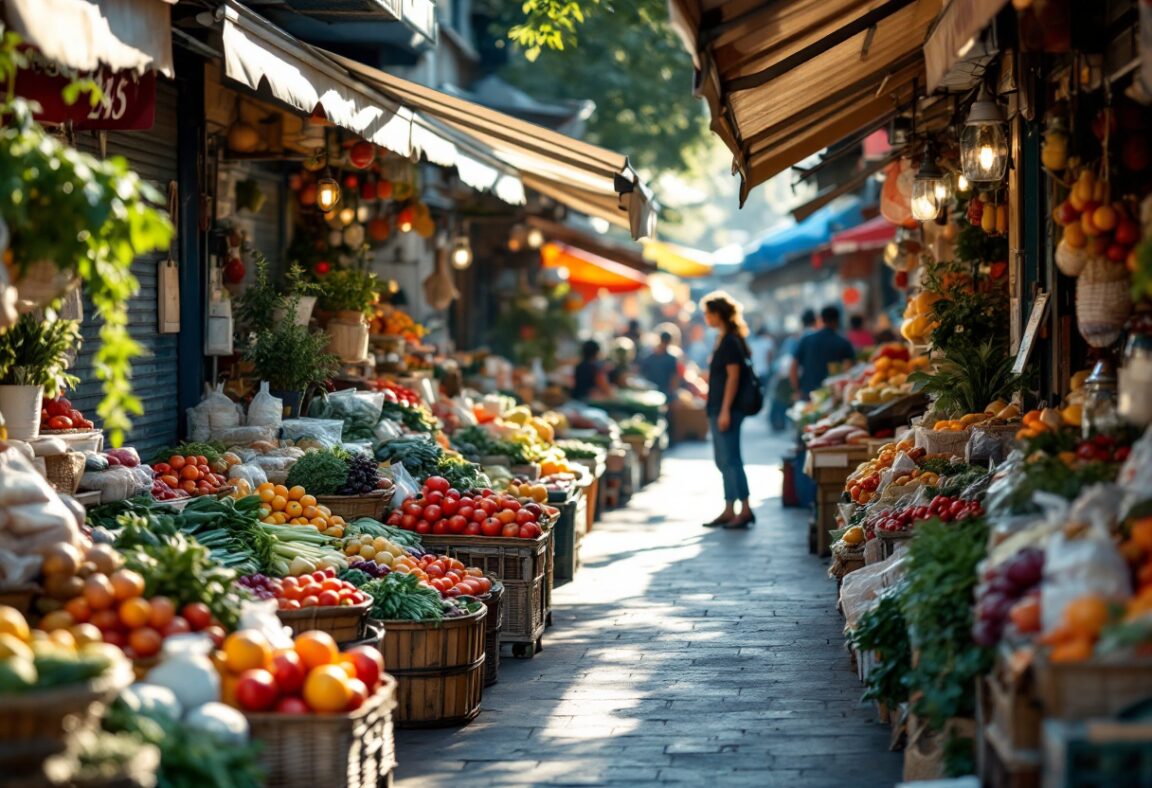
[235,257,321,336]
[317,267,379,363]
[0,311,81,439]
[243,300,340,417]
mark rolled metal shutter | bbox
[72,80,181,459]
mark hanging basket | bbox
[1054,240,1089,278]
[1076,259,1132,348]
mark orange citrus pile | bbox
[256,482,346,537]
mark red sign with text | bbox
[14,48,156,130]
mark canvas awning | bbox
[540,242,649,300]
[742,197,863,273]
[331,54,656,240]
[830,215,897,254]
[642,240,714,278]
[4,0,176,76]
[923,0,1009,93]
[670,0,937,203]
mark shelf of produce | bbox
[1033,653,1152,719]
[416,532,549,657]
[247,675,398,788]
[378,607,487,728]
[805,444,872,558]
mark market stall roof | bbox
[742,196,863,273]
[642,239,714,278]
[331,54,657,241]
[540,242,650,297]
[220,0,525,206]
[669,0,937,203]
[4,0,176,76]
[923,0,1009,93]
[525,217,652,273]
[830,215,896,254]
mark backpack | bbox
[736,338,765,416]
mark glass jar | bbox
[1081,359,1121,438]
[1119,332,1152,427]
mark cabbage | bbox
[183,702,249,746]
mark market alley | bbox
[395,421,903,787]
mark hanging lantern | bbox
[368,216,391,243]
[911,149,948,221]
[348,140,375,169]
[316,173,341,211]
[960,86,1009,184]
[396,206,416,233]
[360,178,378,202]
[414,213,436,238]
[338,206,356,227]
[450,236,473,270]
[526,227,545,249]
[342,173,360,190]
[843,286,862,307]
[377,179,394,200]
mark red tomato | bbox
[128,627,163,658]
[400,514,418,530]
[471,508,487,524]
[311,571,328,583]
[515,510,536,526]
[480,488,494,498]
[456,580,476,596]
[446,489,461,500]
[502,523,521,538]
[415,521,431,535]
[202,625,227,648]
[300,595,320,608]
[425,476,450,494]
[317,590,340,607]
[464,522,482,536]
[519,523,542,539]
[479,499,498,516]
[270,651,307,695]
[481,518,503,537]
[275,697,310,715]
[457,506,475,521]
[441,498,460,516]
[426,491,445,506]
[153,462,171,475]
[447,515,468,534]
[181,603,212,631]
[235,669,280,711]
[403,503,423,518]
[431,521,448,535]
[162,616,191,637]
[344,646,384,691]
[47,415,74,430]
[423,504,442,522]
[503,499,521,512]
[345,678,369,711]
[324,568,337,579]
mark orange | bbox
[271,495,288,512]
[83,575,116,611]
[118,597,153,629]
[1130,518,1152,552]
[168,455,186,471]
[294,631,339,670]
[288,486,306,501]
[300,494,317,508]
[1051,637,1094,663]
[180,465,201,481]
[1064,596,1110,638]
[258,486,276,503]
[109,569,146,601]
[274,484,289,499]
[302,506,319,520]
[285,501,304,518]
[303,664,352,712]
[223,630,272,673]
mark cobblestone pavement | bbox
[395,420,902,787]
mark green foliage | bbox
[849,588,912,709]
[0,310,81,396]
[318,267,379,315]
[900,518,992,732]
[285,449,349,496]
[0,28,172,446]
[235,257,323,336]
[489,0,708,174]
[243,303,339,395]
[908,340,1021,416]
[491,285,577,370]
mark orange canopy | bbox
[540,242,649,301]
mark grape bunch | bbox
[237,573,278,600]
[340,452,381,495]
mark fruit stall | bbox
[784,3,1152,783]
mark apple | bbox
[344,646,384,691]
[345,678,369,712]
[235,669,279,711]
[270,651,307,695]
[275,696,310,715]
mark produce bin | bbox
[553,488,589,585]
[379,607,486,728]
[277,599,372,643]
[1033,654,1152,719]
[247,675,397,788]
[621,434,653,488]
[482,580,504,687]
[418,532,549,658]
[314,490,393,521]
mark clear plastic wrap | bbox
[373,418,404,444]
[280,418,345,449]
[186,384,243,442]
[308,389,386,442]
[227,463,269,488]
[387,462,420,509]
[211,425,277,447]
[77,466,136,501]
[249,454,297,484]
[247,381,284,429]
[840,551,908,631]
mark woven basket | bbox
[247,675,397,788]
[315,489,394,521]
[913,425,971,458]
[277,599,372,643]
[44,451,86,495]
[1076,262,1132,348]
[0,660,133,772]
[482,580,504,687]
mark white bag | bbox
[247,382,283,429]
[187,384,243,442]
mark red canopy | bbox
[830,215,897,255]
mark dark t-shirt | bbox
[707,333,745,414]
[572,360,601,400]
[794,327,856,395]
[640,350,678,396]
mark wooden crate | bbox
[984,646,1043,752]
[379,609,486,728]
[553,490,588,584]
[981,717,1042,788]
[248,676,398,788]
[1043,717,1152,788]
[1033,654,1152,719]
[482,581,503,687]
[277,600,371,644]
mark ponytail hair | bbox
[702,290,749,339]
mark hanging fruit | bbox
[377,179,394,200]
[224,256,246,284]
[396,206,416,233]
[368,217,391,243]
[314,260,331,277]
[1040,114,1069,171]
[360,179,378,202]
[348,141,376,169]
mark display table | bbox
[803,444,871,557]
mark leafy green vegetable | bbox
[435,454,489,491]
[849,587,911,709]
[150,441,226,465]
[379,399,438,433]
[360,573,443,621]
[285,450,349,496]
[118,533,244,629]
[375,436,442,480]
[337,568,374,588]
[557,440,602,459]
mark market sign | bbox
[14,47,156,130]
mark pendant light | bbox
[450,237,473,270]
[316,170,341,212]
[911,147,948,221]
[960,85,1009,183]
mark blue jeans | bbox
[710,412,749,503]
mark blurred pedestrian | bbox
[639,329,682,398]
[571,339,614,401]
[701,291,755,529]
[768,309,816,431]
[846,314,874,351]
[747,326,776,391]
[790,305,856,399]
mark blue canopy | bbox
[741,196,864,273]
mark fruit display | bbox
[851,344,931,406]
[342,553,492,599]
[0,605,126,694]
[1052,168,1142,275]
[283,449,388,497]
[900,290,943,345]
[40,396,95,431]
[152,453,232,498]
[845,441,923,504]
[237,570,368,612]
[219,628,386,714]
[972,548,1044,647]
[384,476,548,539]
[255,482,347,536]
[370,306,426,344]
[867,496,985,537]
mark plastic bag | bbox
[309,389,385,442]
[228,463,268,488]
[966,427,1015,466]
[78,466,136,501]
[186,384,243,442]
[127,465,154,496]
[249,455,296,484]
[238,598,294,650]
[211,425,277,447]
[387,462,420,509]
[1118,425,1152,518]
[840,551,907,631]
[373,418,403,444]
[280,418,345,450]
[247,382,284,429]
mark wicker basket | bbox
[482,580,504,687]
[913,425,971,458]
[315,489,394,521]
[44,451,86,495]
[247,675,397,788]
[277,599,372,643]
[0,661,133,775]
[379,608,487,728]
[0,585,39,615]
[417,532,549,652]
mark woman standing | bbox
[702,292,754,529]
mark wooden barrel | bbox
[482,581,504,687]
[379,607,487,728]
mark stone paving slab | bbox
[394,421,902,787]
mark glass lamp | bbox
[316,172,341,212]
[960,86,1009,184]
[450,236,473,270]
[911,151,948,221]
